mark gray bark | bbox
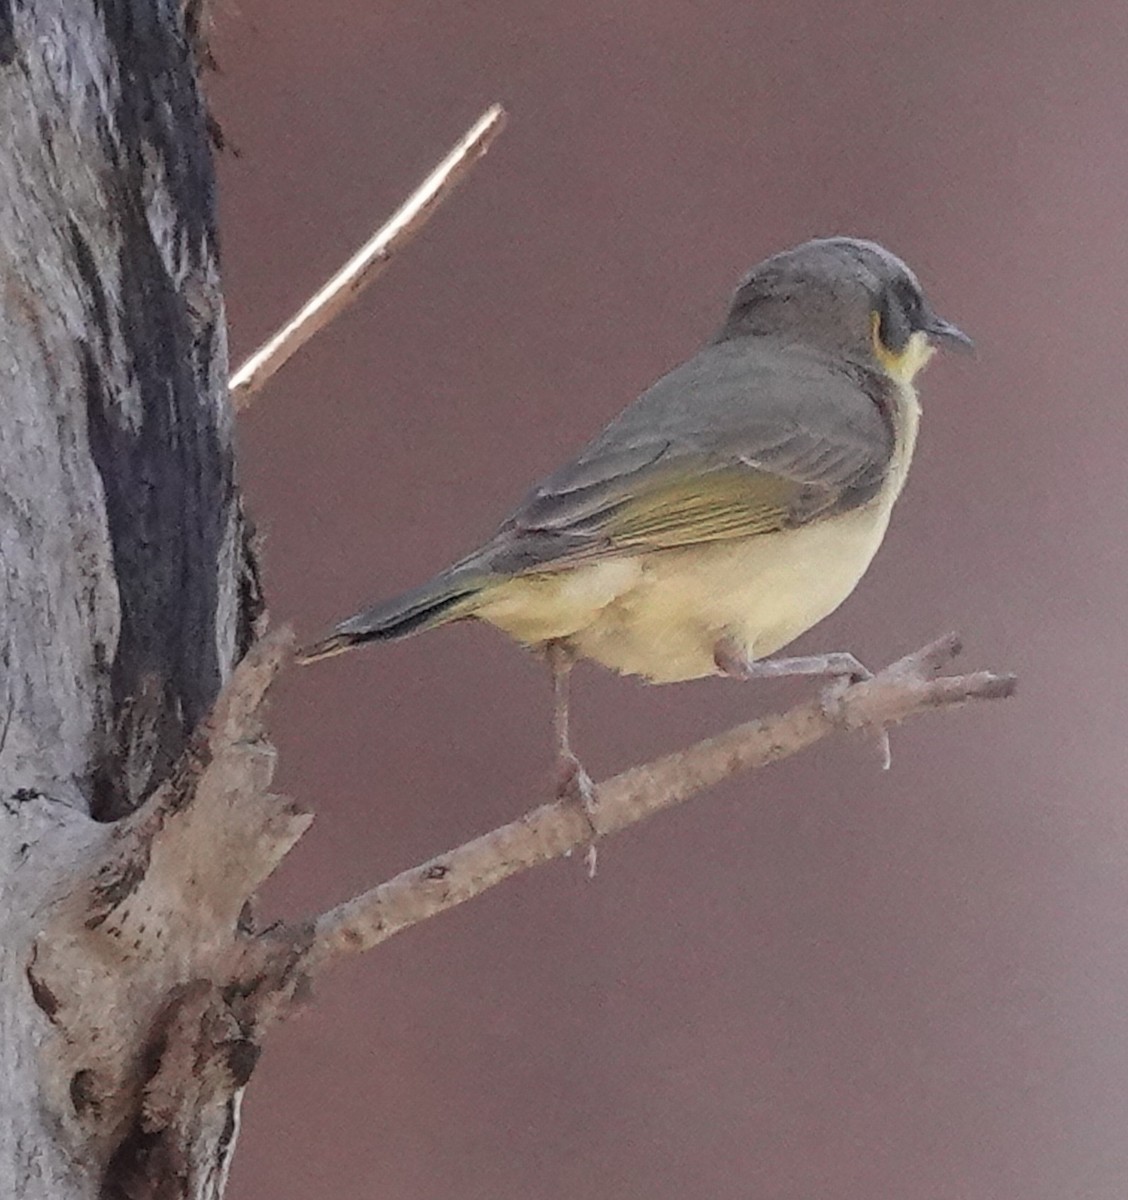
[0,3,272,1196]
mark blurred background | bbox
[211,3,1128,1197]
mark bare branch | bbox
[304,635,1016,971]
[230,104,508,408]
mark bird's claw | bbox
[818,663,892,770]
[555,754,600,877]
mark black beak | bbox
[923,312,974,351]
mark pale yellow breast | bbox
[477,383,921,684]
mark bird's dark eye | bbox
[877,283,914,353]
[893,279,924,326]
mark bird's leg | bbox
[545,640,599,876]
[548,642,595,803]
[714,640,892,769]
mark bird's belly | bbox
[473,558,645,645]
[475,503,894,684]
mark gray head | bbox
[717,237,971,380]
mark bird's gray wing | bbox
[470,339,895,576]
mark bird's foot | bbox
[715,642,892,769]
[817,664,892,771]
[555,752,600,878]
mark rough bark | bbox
[0,3,261,1196]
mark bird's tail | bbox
[297,568,488,664]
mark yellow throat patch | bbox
[870,312,936,384]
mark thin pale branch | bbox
[230,103,508,409]
[303,634,1016,973]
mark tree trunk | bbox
[0,3,260,1195]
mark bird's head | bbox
[719,236,972,384]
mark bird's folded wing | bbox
[473,424,888,576]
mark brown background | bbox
[210,3,1128,1197]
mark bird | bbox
[299,237,970,799]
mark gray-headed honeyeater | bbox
[300,237,971,792]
